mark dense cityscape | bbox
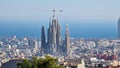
[1,0,120,68]
[0,13,120,68]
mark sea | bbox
[0,19,118,39]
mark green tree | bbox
[17,56,63,68]
[31,56,38,68]
[17,59,31,68]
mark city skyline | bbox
[1,1,120,67]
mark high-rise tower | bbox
[118,17,120,38]
[41,26,46,54]
[65,24,70,55]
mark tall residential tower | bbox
[118,17,120,38]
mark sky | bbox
[0,0,120,21]
[0,0,120,38]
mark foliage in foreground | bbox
[17,56,63,68]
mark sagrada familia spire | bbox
[41,9,70,55]
[65,24,70,55]
[41,26,46,54]
[47,16,62,55]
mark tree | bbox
[17,59,31,68]
[17,56,63,68]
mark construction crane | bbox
[33,8,63,18]
[52,9,63,18]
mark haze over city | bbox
[1,0,120,68]
[0,0,120,38]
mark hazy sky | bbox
[0,0,119,38]
[0,0,120,21]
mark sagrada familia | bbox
[41,12,70,56]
